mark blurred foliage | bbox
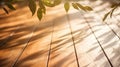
[0,0,92,20]
[0,0,93,20]
[0,0,120,21]
[103,3,120,21]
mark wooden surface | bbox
[0,0,120,67]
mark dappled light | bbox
[0,0,120,67]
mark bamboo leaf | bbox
[39,0,46,14]
[54,0,61,5]
[37,8,43,20]
[42,8,46,14]
[84,6,93,11]
[28,0,36,16]
[39,0,44,8]
[110,6,117,18]
[103,12,110,21]
[64,2,70,12]
[76,3,86,11]
[72,3,79,10]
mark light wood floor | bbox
[0,1,120,67]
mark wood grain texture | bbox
[0,7,37,67]
[83,1,120,67]
[0,0,120,67]
[68,9,111,67]
[12,7,57,67]
[48,5,78,67]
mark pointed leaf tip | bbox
[64,2,70,12]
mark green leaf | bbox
[103,12,110,21]
[72,3,79,10]
[110,6,117,18]
[42,8,46,14]
[64,2,70,12]
[54,0,61,5]
[76,3,86,11]
[28,0,36,16]
[43,0,54,7]
[37,8,43,20]
[39,0,46,14]
[5,3,15,10]
[39,0,43,7]
[84,6,93,11]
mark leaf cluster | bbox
[0,0,93,20]
[64,2,93,12]
[103,3,120,21]
[28,0,93,20]
[0,0,17,14]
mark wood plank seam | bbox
[108,19,120,39]
[66,14,80,67]
[80,13,113,67]
[95,9,120,48]
[92,4,120,66]
[12,23,38,67]
[105,23,120,40]
[95,5,120,39]
[46,20,55,67]
[94,9,120,67]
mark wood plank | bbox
[0,7,37,67]
[12,6,60,67]
[0,5,36,45]
[48,5,78,67]
[68,9,111,67]
[94,2,120,67]
[83,1,120,66]
[99,5,120,67]
[106,7,120,39]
